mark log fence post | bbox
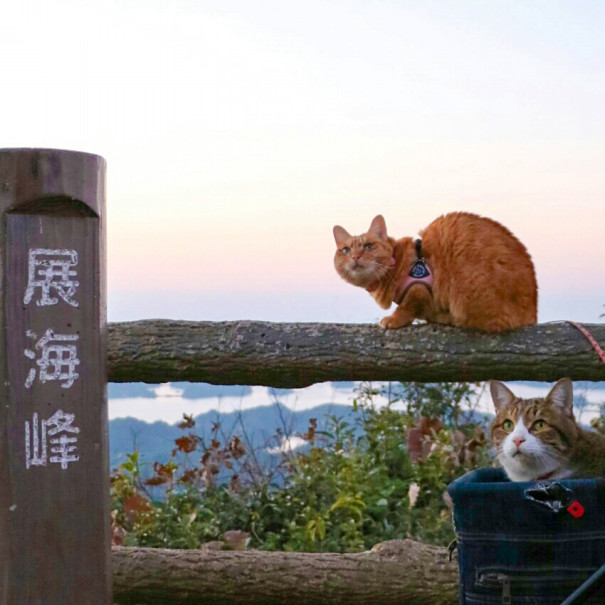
[0,149,111,604]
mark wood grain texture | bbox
[107,320,605,387]
[111,539,457,605]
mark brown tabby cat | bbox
[333,212,537,331]
[490,378,605,481]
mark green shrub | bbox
[110,381,492,551]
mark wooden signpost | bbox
[0,149,111,604]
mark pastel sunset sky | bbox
[2,0,604,326]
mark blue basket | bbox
[447,468,605,604]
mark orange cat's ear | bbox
[546,378,573,415]
[489,380,515,411]
[368,215,388,240]
[333,225,351,247]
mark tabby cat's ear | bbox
[333,225,351,247]
[489,380,516,411]
[368,215,388,240]
[546,378,573,415]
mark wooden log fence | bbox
[105,320,605,604]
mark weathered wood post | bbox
[0,149,111,604]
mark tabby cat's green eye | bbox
[363,243,374,251]
[502,419,514,432]
[342,247,351,254]
[531,419,546,431]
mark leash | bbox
[567,321,605,366]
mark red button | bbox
[567,501,585,518]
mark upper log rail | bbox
[107,320,605,387]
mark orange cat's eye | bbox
[342,247,350,255]
[502,419,514,432]
[363,243,374,251]
[531,419,547,431]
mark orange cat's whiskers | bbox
[367,261,388,280]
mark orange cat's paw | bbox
[379,315,410,329]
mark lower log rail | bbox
[112,539,457,605]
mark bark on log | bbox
[111,539,458,605]
[107,320,605,387]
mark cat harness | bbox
[395,239,434,303]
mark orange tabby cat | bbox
[333,212,537,331]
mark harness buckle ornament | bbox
[410,259,431,279]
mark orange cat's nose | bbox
[513,437,525,448]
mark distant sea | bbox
[108,381,361,424]
[108,380,605,425]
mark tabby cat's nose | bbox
[513,437,525,448]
